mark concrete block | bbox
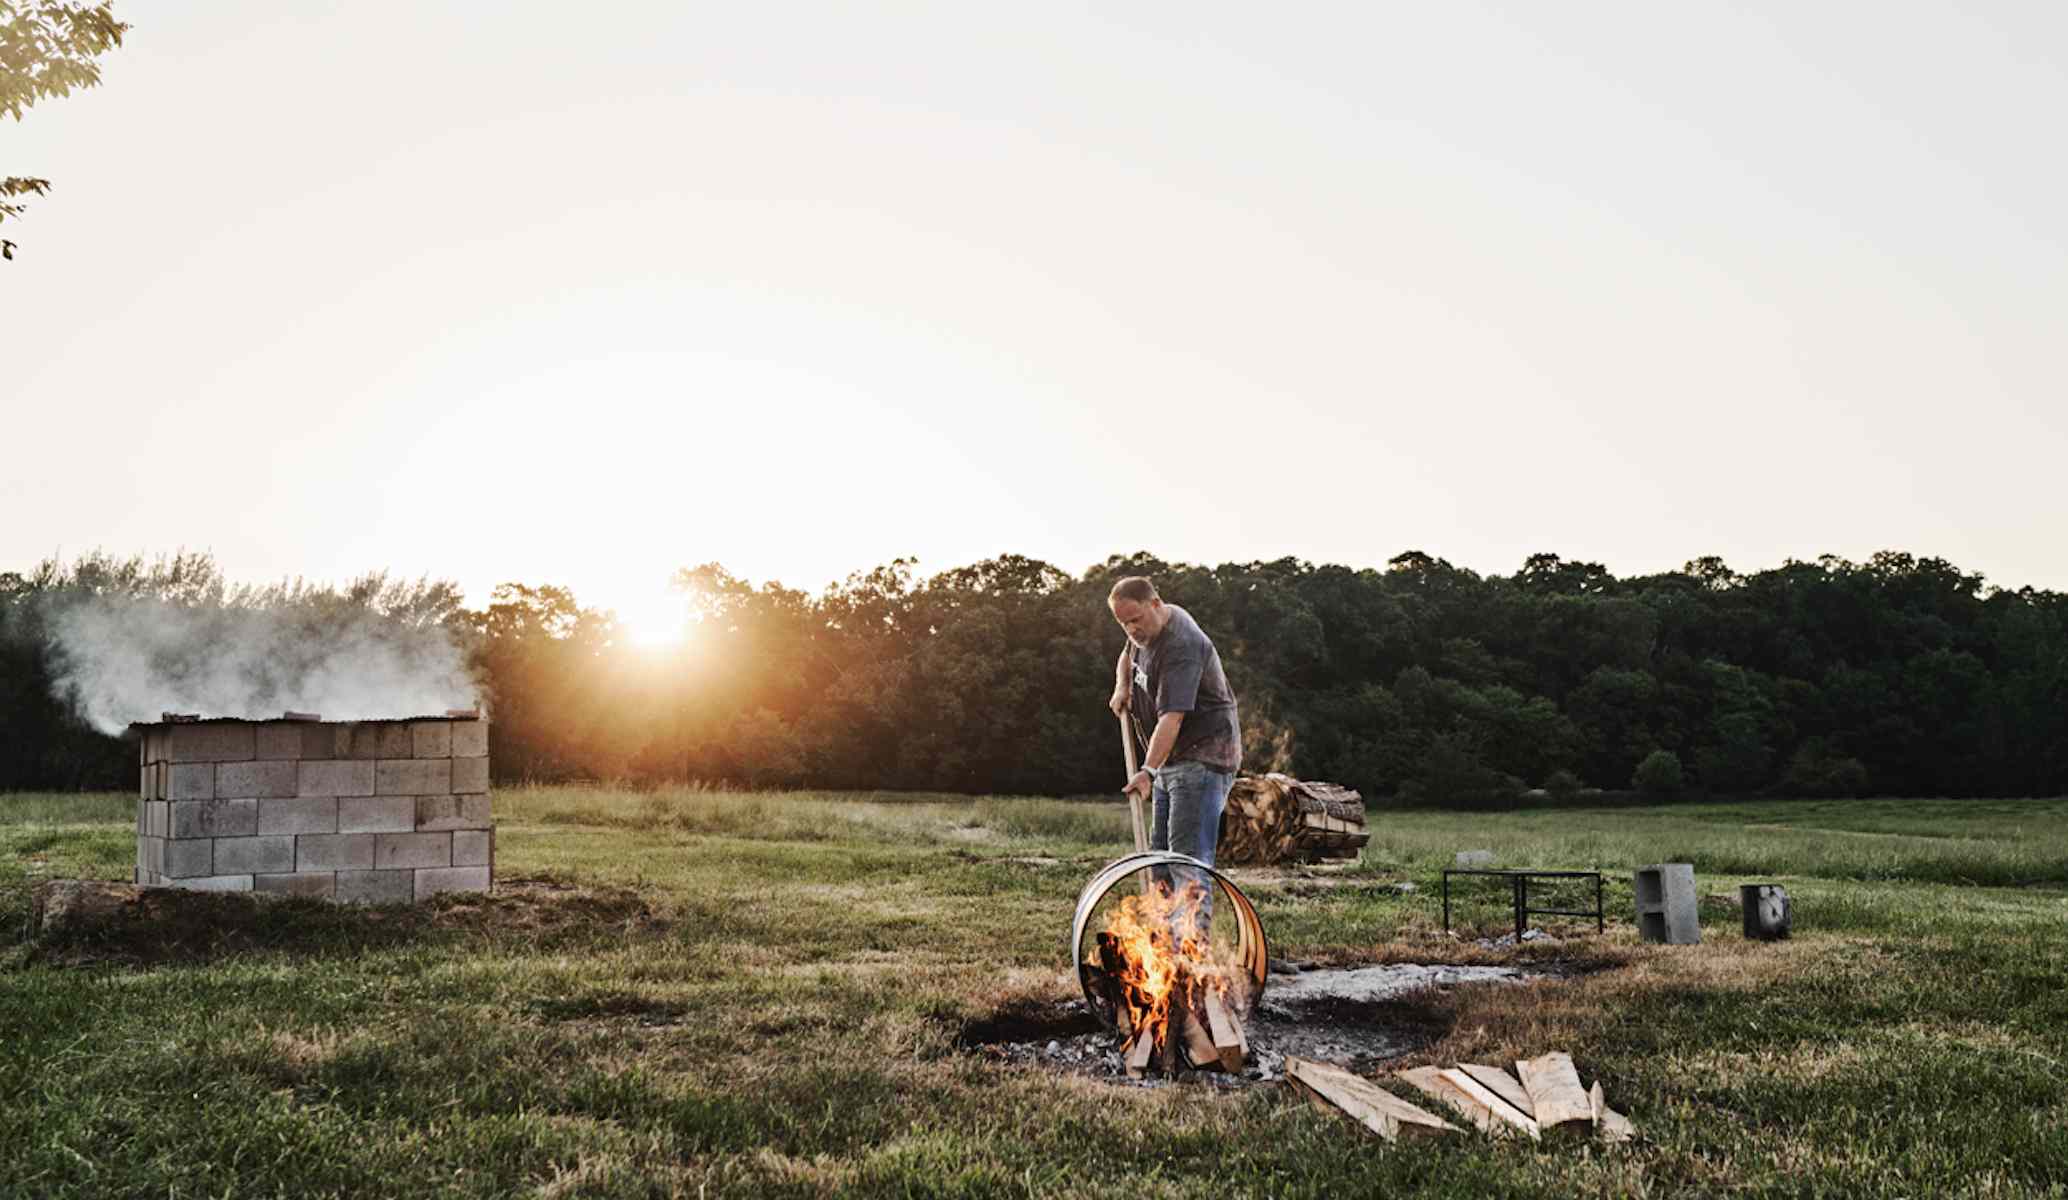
[216,760,299,799]
[375,831,451,870]
[167,723,254,762]
[451,756,490,794]
[296,832,375,871]
[164,838,213,878]
[145,836,164,876]
[338,796,414,833]
[415,866,491,900]
[170,798,257,839]
[376,724,414,758]
[147,762,165,801]
[136,798,146,834]
[412,721,452,758]
[336,869,415,905]
[213,835,296,875]
[139,768,149,800]
[257,796,338,835]
[378,758,451,796]
[299,760,375,798]
[255,723,303,760]
[450,719,488,758]
[255,872,336,899]
[299,723,347,759]
[415,794,492,831]
[1741,884,1793,941]
[175,874,253,892]
[452,829,492,867]
[167,763,216,801]
[146,730,165,764]
[149,801,169,838]
[1634,863,1701,945]
[347,724,387,760]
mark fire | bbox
[1091,877,1248,1067]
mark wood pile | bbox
[1217,773,1370,866]
[1287,1049,1635,1145]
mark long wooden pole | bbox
[1120,647,1148,854]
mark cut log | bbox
[1396,1067,1540,1140]
[1123,1026,1155,1079]
[1590,1081,1636,1143]
[1516,1052,1594,1130]
[1458,1063,1535,1119]
[1218,773,1371,866]
[1203,989,1246,1072]
[1284,1057,1459,1142]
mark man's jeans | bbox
[1149,759,1234,938]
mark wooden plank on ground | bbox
[1459,1062,1535,1119]
[1395,1067,1539,1140]
[1285,1057,1459,1143]
[1436,1068,1542,1140]
[1516,1052,1594,1130]
[1590,1081,1636,1143]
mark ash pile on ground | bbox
[961,961,1538,1089]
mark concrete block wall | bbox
[134,717,492,902]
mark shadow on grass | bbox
[16,875,663,968]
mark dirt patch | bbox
[17,875,661,968]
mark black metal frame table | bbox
[1441,868,1605,940]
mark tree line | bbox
[4,548,2065,805]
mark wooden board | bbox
[1437,1068,1540,1140]
[1123,1027,1155,1079]
[1459,1063,1536,1119]
[1396,1067,1539,1140]
[1285,1057,1459,1143]
[1516,1052,1594,1130]
[1590,1081,1636,1144]
[1203,990,1246,1073]
[1179,1006,1220,1071]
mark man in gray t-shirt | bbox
[1106,576,1241,880]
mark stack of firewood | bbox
[1217,773,1370,866]
[1285,1050,1635,1144]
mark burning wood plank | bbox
[1458,1062,1535,1119]
[1203,988,1246,1072]
[1590,1081,1636,1143]
[1123,1026,1156,1079]
[1516,1052,1594,1130]
[1285,1057,1459,1142]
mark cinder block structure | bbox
[129,716,492,902]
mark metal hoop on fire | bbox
[1070,852,1269,1030]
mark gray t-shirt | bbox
[1128,604,1241,773]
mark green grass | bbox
[3,787,2066,1197]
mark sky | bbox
[6,1,2065,640]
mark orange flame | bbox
[1094,879,1245,1054]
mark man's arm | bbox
[1142,711,1185,771]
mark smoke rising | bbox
[34,559,478,734]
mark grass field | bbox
[3,787,2066,1198]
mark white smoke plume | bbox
[33,555,479,734]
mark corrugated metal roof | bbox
[126,714,482,734]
